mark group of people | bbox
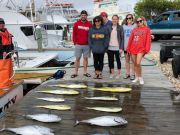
[71,10,151,85]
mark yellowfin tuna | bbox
[90,87,131,92]
[35,105,71,111]
[84,96,118,101]
[86,107,122,112]
[36,97,65,102]
[50,84,87,89]
[36,90,79,95]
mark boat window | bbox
[43,25,63,30]
[173,12,180,21]
[153,13,170,23]
[99,3,111,8]
[20,26,34,36]
[55,25,63,30]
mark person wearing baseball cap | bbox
[71,10,92,78]
[100,12,112,27]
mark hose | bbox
[15,54,157,73]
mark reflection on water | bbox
[0,82,148,135]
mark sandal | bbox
[83,73,91,77]
[71,74,78,78]
[93,74,99,79]
[123,74,130,79]
[98,73,103,79]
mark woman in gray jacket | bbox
[107,15,124,79]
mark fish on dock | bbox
[86,107,122,113]
[36,90,79,95]
[49,84,87,89]
[84,96,118,101]
[89,87,132,92]
[75,116,128,127]
[0,125,54,135]
[35,105,71,111]
[25,113,62,123]
[36,97,65,102]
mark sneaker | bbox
[130,75,135,80]
[109,74,114,79]
[115,74,121,79]
[123,74,130,79]
[139,77,144,85]
[132,77,139,83]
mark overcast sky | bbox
[4,0,138,13]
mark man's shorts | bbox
[74,45,90,58]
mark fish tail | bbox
[0,124,5,132]
[74,120,80,127]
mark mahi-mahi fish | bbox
[84,96,118,101]
[35,105,71,111]
[36,97,65,102]
[86,107,122,113]
[0,125,54,135]
[90,87,132,92]
[49,84,87,89]
[36,89,79,95]
[25,113,62,123]
[75,116,128,127]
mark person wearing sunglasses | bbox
[88,16,110,79]
[127,16,151,85]
[123,14,136,80]
[107,15,124,79]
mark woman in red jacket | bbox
[127,16,151,85]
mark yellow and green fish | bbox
[36,90,79,95]
[49,84,87,89]
[86,107,122,112]
[35,105,71,111]
[89,87,131,92]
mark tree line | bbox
[134,0,180,19]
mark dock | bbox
[0,42,180,135]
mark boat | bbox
[92,0,130,23]
[0,7,75,82]
[0,81,23,118]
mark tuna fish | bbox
[84,96,118,101]
[0,125,54,135]
[25,113,62,123]
[75,116,128,127]
[36,89,79,95]
[50,84,87,89]
[86,107,122,112]
[35,105,71,111]
[90,87,132,92]
[36,97,65,102]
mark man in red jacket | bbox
[71,10,92,78]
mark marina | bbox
[0,0,180,135]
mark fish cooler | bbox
[172,49,180,78]
[160,42,180,64]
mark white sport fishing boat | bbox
[92,0,130,23]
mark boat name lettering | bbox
[0,95,17,114]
